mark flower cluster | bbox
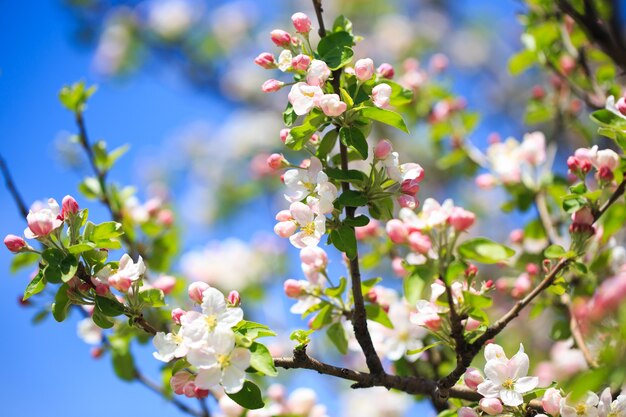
[567,145,620,183]
[153,284,249,395]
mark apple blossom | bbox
[262,79,285,93]
[255,52,275,69]
[282,157,337,214]
[24,198,63,239]
[448,206,476,232]
[270,29,291,47]
[408,231,431,254]
[153,330,190,362]
[542,387,563,416]
[292,54,311,71]
[598,388,626,417]
[355,58,375,81]
[464,368,484,390]
[188,330,251,394]
[318,94,347,116]
[277,50,293,72]
[188,281,210,304]
[285,202,326,248]
[560,392,599,417]
[458,407,479,417]
[183,288,244,343]
[377,63,395,79]
[171,308,186,325]
[4,234,26,253]
[291,12,311,33]
[61,195,79,218]
[227,290,241,307]
[519,131,546,166]
[374,139,393,160]
[386,219,408,243]
[288,82,323,115]
[477,343,539,406]
[280,128,290,143]
[306,60,331,87]
[372,83,392,108]
[479,398,503,415]
[267,153,287,170]
[411,300,442,331]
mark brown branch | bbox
[311,0,384,377]
[593,177,626,221]
[0,155,29,218]
[561,293,598,368]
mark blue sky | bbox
[0,1,525,416]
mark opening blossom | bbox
[24,198,64,239]
[318,94,347,117]
[274,202,326,249]
[288,82,323,115]
[283,156,338,214]
[560,392,600,417]
[372,83,392,108]
[477,343,539,407]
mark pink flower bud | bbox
[300,246,328,268]
[284,279,303,298]
[90,347,104,359]
[532,85,545,100]
[280,128,290,143]
[464,317,480,331]
[153,275,176,295]
[267,153,287,170]
[377,63,395,79]
[511,273,532,298]
[274,221,297,238]
[571,207,594,226]
[386,219,408,244]
[400,178,421,196]
[227,290,241,306]
[475,173,497,189]
[560,55,576,75]
[291,12,312,33]
[465,264,478,278]
[542,387,562,416]
[355,220,379,240]
[429,53,449,73]
[408,231,431,254]
[188,281,210,303]
[108,275,131,292]
[458,407,478,417]
[355,58,375,81]
[448,207,476,232]
[397,194,418,209]
[4,234,26,253]
[254,52,276,69]
[526,263,539,276]
[374,139,393,159]
[391,257,408,278]
[158,209,174,226]
[171,308,186,324]
[479,398,503,415]
[617,97,626,115]
[292,54,311,71]
[275,209,293,222]
[262,79,285,93]
[171,371,194,395]
[270,29,292,47]
[95,283,110,296]
[267,384,286,402]
[61,195,79,218]
[194,387,209,399]
[318,94,347,117]
[509,228,524,244]
[463,367,484,390]
[372,83,392,108]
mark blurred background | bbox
[0,0,555,415]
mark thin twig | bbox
[135,371,206,417]
[561,293,598,368]
[0,155,29,218]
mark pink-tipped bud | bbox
[448,207,476,232]
[391,257,408,278]
[532,85,545,100]
[270,29,292,47]
[284,279,303,298]
[571,207,594,226]
[386,219,408,244]
[90,347,104,359]
[4,234,26,253]
[401,178,421,196]
[617,97,626,115]
[228,290,241,306]
[291,54,311,71]
[598,166,614,182]
[95,283,110,296]
[542,388,562,416]
[194,387,210,399]
[458,407,478,417]
[511,273,532,299]
[188,281,210,304]
[291,12,312,33]
[408,231,431,255]
[465,264,478,278]
[526,263,539,276]
[397,194,418,209]
[463,367,484,390]
[254,52,276,69]
[262,79,285,93]
[108,275,131,292]
[560,55,576,75]
[475,173,497,189]
[275,209,293,222]
[429,53,449,73]
[171,308,186,324]
[153,275,176,295]
[267,153,287,170]
[355,58,375,81]
[280,128,290,143]
[509,228,524,244]
[479,398,503,415]
[274,221,297,238]
[61,195,79,218]
[484,279,494,289]
[374,139,393,160]
[377,63,395,79]
[464,317,480,331]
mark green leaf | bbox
[336,190,368,208]
[457,238,515,264]
[283,103,297,126]
[52,284,71,322]
[365,304,393,328]
[407,341,443,355]
[343,215,370,227]
[235,321,276,339]
[310,304,333,330]
[317,31,354,70]
[78,177,102,199]
[330,225,358,259]
[226,381,265,410]
[249,342,278,376]
[361,277,382,295]
[10,252,40,273]
[96,295,126,317]
[23,270,46,300]
[138,288,166,308]
[339,126,368,159]
[290,329,314,349]
[42,247,64,265]
[360,107,409,133]
[67,242,97,254]
[59,254,78,282]
[327,322,348,354]
[404,270,425,305]
[325,277,347,298]
[59,80,97,112]
[324,167,368,185]
[508,49,536,75]
[88,221,124,241]
[332,15,353,34]
[463,291,493,309]
[92,308,115,329]
[544,244,567,259]
[562,195,587,213]
[317,129,338,159]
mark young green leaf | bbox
[226,381,265,410]
[361,107,409,133]
[457,238,515,264]
[249,342,278,376]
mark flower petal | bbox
[514,376,538,393]
[500,389,524,407]
[221,365,246,394]
[484,359,508,385]
[194,367,221,390]
[477,380,500,398]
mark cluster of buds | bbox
[375,140,426,209]
[567,145,620,183]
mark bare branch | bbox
[0,155,29,219]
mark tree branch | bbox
[135,371,208,417]
[0,155,29,219]
[310,0,385,377]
